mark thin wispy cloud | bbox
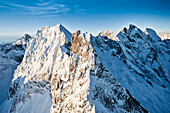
[0,5,8,8]
[9,2,70,15]
[0,0,84,15]
[76,9,86,14]
[36,1,52,6]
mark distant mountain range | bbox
[158,32,170,40]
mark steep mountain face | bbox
[0,24,169,113]
[0,34,31,105]
[70,30,146,113]
[92,25,169,113]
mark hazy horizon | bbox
[0,25,170,42]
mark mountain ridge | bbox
[0,24,169,113]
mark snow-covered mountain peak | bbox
[118,24,169,84]
[72,30,92,44]
[107,24,170,112]
[118,26,146,45]
[120,24,136,33]
[120,24,143,35]
[145,28,162,42]
[73,30,81,36]
[128,24,138,30]
[39,24,72,43]
[12,34,31,47]
[55,24,72,42]
[99,30,118,41]
[100,30,110,36]
[119,24,162,43]
[13,24,72,82]
[23,34,31,40]
[158,32,170,40]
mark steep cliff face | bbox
[0,34,31,105]
[67,31,146,113]
[0,24,169,113]
[50,31,95,113]
[4,24,71,113]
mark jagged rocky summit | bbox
[0,24,169,113]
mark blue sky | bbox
[0,0,170,40]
